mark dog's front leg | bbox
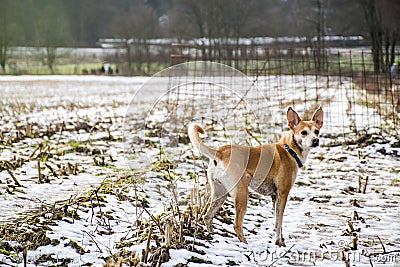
[271,194,277,215]
[274,192,288,247]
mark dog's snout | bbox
[312,138,319,147]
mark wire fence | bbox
[168,44,400,145]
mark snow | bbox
[0,74,399,266]
[98,36,364,47]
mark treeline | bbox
[0,0,366,46]
[0,0,399,73]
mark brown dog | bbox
[188,107,323,246]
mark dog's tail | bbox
[188,123,220,159]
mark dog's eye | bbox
[314,130,320,135]
[301,130,307,136]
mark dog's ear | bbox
[287,107,301,130]
[312,106,324,128]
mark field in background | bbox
[3,47,169,76]
[2,44,399,78]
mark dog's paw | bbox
[204,220,214,233]
[206,225,214,233]
[275,238,286,247]
[239,236,248,244]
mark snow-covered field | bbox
[0,72,399,267]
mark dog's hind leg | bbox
[204,178,228,233]
[232,176,249,243]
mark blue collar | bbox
[283,144,303,168]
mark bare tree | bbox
[172,0,218,52]
[0,0,20,72]
[170,0,263,63]
[109,13,135,75]
[293,0,329,71]
[109,4,158,75]
[359,0,383,73]
[34,2,70,73]
[165,2,198,41]
[359,0,400,73]
[131,5,158,74]
[378,0,400,72]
